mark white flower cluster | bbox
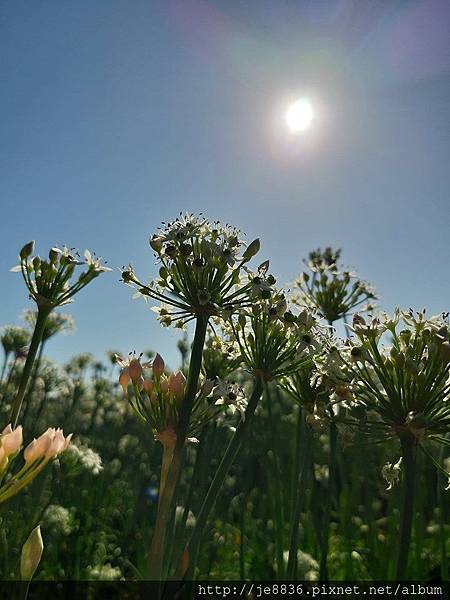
[64,442,103,475]
[43,504,75,536]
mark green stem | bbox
[437,442,448,580]
[21,342,46,428]
[168,424,209,575]
[290,408,303,523]
[319,422,337,581]
[395,434,417,580]
[147,315,208,580]
[183,377,263,579]
[10,308,50,428]
[265,384,285,579]
[287,411,311,579]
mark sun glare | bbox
[285,97,314,133]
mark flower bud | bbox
[119,369,131,392]
[128,358,142,383]
[20,241,35,260]
[121,269,134,283]
[149,235,164,253]
[243,239,260,260]
[49,247,61,264]
[24,431,53,463]
[152,353,165,378]
[46,428,68,458]
[21,526,44,581]
[1,425,23,456]
[168,371,186,401]
[32,256,41,271]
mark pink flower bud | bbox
[128,358,142,383]
[168,371,186,401]
[152,353,165,378]
[24,429,53,463]
[119,369,130,392]
[46,429,66,457]
[63,433,73,451]
[1,425,23,456]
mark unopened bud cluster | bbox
[116,352,247,445]
[0,424,72,504]
[12,243,111,310]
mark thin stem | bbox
[395,433,417,580]
[147,315,208,580]
[437,442,448,580]
[265,384,285,579]
[21,341,46,428]
[10,308,50,428]
[158,445,174,512]
[319,422,337,581]
[183,377,263,580]
[287,410,311,579]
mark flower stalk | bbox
[286,409,312,579]
[147,315,208,580]
[395,433,418,579]
[10,307,51,428]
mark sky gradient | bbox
[1,0,449,369]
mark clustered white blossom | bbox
[121,213,267,327]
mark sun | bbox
[285,97,314,133]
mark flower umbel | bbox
[116,352,247,441]
[121,214,267,326]
[12,243,111,310]
[293,247,377,324]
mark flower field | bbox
[0,215,449,590]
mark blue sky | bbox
[1,0,449,370]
